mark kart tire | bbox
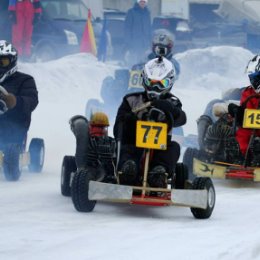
[29,138,45,173]
[71,168,96,212]
[61,156,77,197]
[173,162,188,189]
[190,177,215,219]
[183,147,199,181]
[3,144,22,181]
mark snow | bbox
[1,46,260,260]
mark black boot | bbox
[148,165,168,188]
[119,160,137,185]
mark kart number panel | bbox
[128,70,143,89]
[243,108,260,129]
[136,121,167,150]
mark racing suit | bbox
[113,91,186,178]
[0,71,38,147]
[8,0,42,58]
[234,86,260,155]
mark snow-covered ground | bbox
[1,46,260,260]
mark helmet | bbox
[141,57,176,99]
[152,29,174,58]
[89,112,109,137]
[0,40,18,83]
[245,54,260,92]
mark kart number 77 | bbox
[136,121,167,150]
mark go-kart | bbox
[183,94,260,182]
[62,105,215,219]
[0,137,45,181]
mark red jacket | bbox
[236,86,260,155]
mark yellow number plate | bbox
[128,70,143,89]
[136,121,167,150]
[243,108,260,129]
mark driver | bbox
[228,54,260,156]
[113,57,186,188]
[0,40,38,149]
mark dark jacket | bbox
[124,3,152,53]
[113,91,186,145]
[0,71,38,143]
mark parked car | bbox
[32,0,103,62]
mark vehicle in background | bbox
[32,0,103,62]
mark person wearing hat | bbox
[124,0,152,67]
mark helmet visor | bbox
[144,78,171,91]
[0,57,11,68]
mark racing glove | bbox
[0,86,16,109]
[228,103,244,126]
[8,10,16,25]
[152,99,181,120]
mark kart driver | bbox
[113,57,186,188]
[228,54,260,157]
[0,40,38,149]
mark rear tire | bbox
[3,144,21,181]
[71,168,97,212]
[29,138,45,173]
[61,156,76,197]
[183,147,199,180]
[173,162,188,189]
[190,177,215,219]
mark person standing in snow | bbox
[124,0,152,67]
[0,40,38,148]
[8,0,42,61]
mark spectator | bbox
[8,0,42,61]
[124,0,152,67]
[0,0,11,42]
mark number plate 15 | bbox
[136,121,167,150]
[243,108,260,129]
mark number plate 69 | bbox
[136,121,167,150]
[243,108,260,129]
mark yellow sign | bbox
[128,70,143,89]
[243,108,260,129]
[193,158,227,179]
[136,121,167,150]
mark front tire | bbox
[61,156,77,197]
[172,162,188,189]
[190,177,215,219]
[71,168,97,212]
[183,147,199,181]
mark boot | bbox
[119,160,137,185]
[148,165,168,188]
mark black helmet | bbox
[152,29,174,58]
[0,40,18,83]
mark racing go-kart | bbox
[61,105,215,219]
[183,94,260,182]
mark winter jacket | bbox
[8,0,42,13]
[0,71,38,143]
[124,3,152,53]
[113,91,186,145]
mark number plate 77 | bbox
[243,109,260,129]
[136,121,167,150]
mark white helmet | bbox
[245,54,260,92]
[141,57,176,99]
[0,40,18,83]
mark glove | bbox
[33,13,41,26]
[228,103,244,126]
[149,108,166,122]
[228,103,242,117]
[8,10,16,25]
[152,99,181,120]
[0,86,16,109]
